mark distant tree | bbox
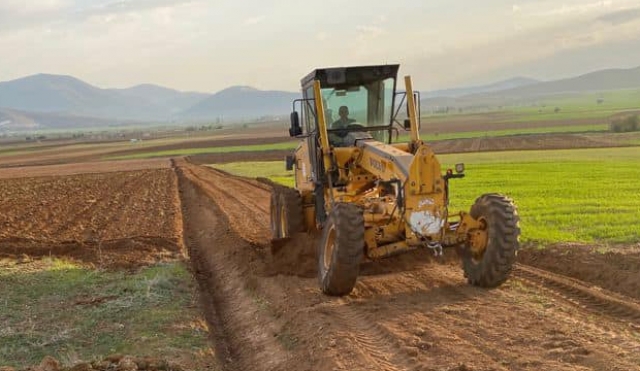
[554,107,561,113]
[597,98,604,105]
[610,114,639,133]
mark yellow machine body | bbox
[289,71,483,260]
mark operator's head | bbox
[338,106,349,119]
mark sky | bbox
[1,0,640,93]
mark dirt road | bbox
[177,161,640,371]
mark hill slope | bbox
[0,74,155,120]
[180,86,298,121]
[111,84,209,115]
[491,66,640,98]
[423,77,539,98]
[422,65,640,107]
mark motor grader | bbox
[270,64,520,296]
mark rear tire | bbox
[462,193,520,288]
[317,203,364,296]
[278,188,304,238]
[270,189,282,240]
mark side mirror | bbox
[285,155,295,171]
[403,119,411,130]
[289,111,303,137]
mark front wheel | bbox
[461,193,520,288]
[317,203,364,296]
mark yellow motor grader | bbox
[270,64,520,296]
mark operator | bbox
[328,105,356,147]
[331,105,356,129]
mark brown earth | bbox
[2,155,640,370]
[423,115,603,134]
[0,167,183,269]
[518,243,640,300]
[189,132,637,164]
[0,158,170,179]
[176,160,640,371]
[1,116,632,169]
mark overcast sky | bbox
[1,0,640,92]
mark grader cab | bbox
[270,64,520,296]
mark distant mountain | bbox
[2,65,640,131]
[180,86,298,121]
[0,109,40,130]
[0,74,213,124]
[423,77,539,99]
[0,74,156,120]
[487,66,640,98]
[422,65,640,108]
[111,84,209,115]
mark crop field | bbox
[1,135,640,370]
[215,147,640,245]
[424,88,640,123]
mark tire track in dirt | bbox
[514,264,640,323]
[350,263,640,370]
[178,161,417,371]
[348,264,520,370]
[177,167,293,371]
[315,301,414,371]
[178,162,270,245]
[178,161,640,371]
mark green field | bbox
[215,147,640,245]
[422,88,640,123]
[402,124,608,142]
[108,141,298,160]
[504,89,640,122]
[111,123,612,160]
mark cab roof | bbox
[301,64,400,90]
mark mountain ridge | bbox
[2,65,640,131]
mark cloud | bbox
[0,0,68,13]
[597,7,640,24]
[77,0,198,17]
[534,1,613,17]
[355,25,384,40]
[243,15,266,26]
[404,8,640,89]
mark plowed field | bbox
[177,160,640,371]
[0,166,183,269]
[2,159,639,370]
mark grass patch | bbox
[407,124,609,142]
[441,147,640,244]
[0,259,211,368]
[109,124,609,161]
[213,161,294,187]
[108,141,297,160]
[216,147,640,245]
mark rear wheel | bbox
[462,193,520,288]
[278,188,304,238]
[317,203,364,296]
[270,189,282,240]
